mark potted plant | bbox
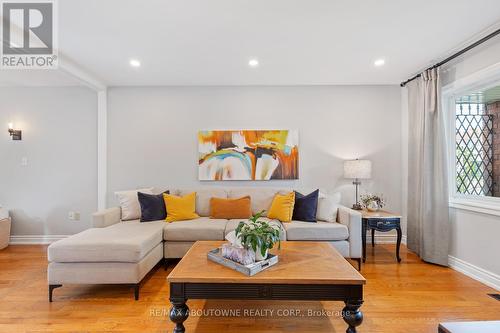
[360,194,385,212]
[235,211,281,261]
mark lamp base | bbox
[352,203,363,210]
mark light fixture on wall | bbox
[7,123,22,140]
[344,159,372,210]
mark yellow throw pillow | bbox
[163,192,200,222]
[267,192,295,222]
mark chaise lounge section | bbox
[47,187,362,301]
[47,220,164,301]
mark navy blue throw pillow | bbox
[292,189,319,222]
[138,190,169,222]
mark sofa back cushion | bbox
[115,188,154,221]
[210,196,252,219]
[228,188,281,216]
[176,188,227,216]
[166,187,340,221]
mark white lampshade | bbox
[344,159,372,179]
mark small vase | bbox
[255,247,268,261]
[366,201,379,212]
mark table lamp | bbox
[344,159,372,210]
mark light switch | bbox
[21,157,28,166]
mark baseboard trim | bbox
[448,255,500,291]
[9,235,69,245]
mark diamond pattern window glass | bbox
[455,102,494,196]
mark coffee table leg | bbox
[342,299,363,333]
[169,299,189,333]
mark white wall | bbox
[0,87,97,237]
[441,37,500,86]
[449,209,500,276]
[441,37,500,280]
[107,86,402,214]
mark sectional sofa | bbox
[47,187,362,301]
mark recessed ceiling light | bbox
[374,58,385,67]
[248,58,259,68]
[129,59,141,67]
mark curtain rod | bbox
[400,27,500,87]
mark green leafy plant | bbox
[235,210,281,257]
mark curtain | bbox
[407,68,450,266]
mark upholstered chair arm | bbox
[337,206,362,258]
[92,207,121,228]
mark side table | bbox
[361,210,402,263]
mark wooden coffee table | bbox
[167,241,366,333]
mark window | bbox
[454,90,499,198]
[455,102,494,196]
[443,66,500,215]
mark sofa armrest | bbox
[337,206,362,259]
[92,207,121,228]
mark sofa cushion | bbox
[225,218,286,241]
[210,196,252,219]
[163,217,227,241]
[47,221,164,263]
[228,188,279,216]
[268,192,295,222]
[316,194,341,222]
[283,221,348,241]
[164,192,200,222]
[138,191,169,222]
[292,189,319,222]
[177,188,227,216]
[115,188,154,220]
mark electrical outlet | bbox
[68,211,80,221]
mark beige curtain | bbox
[407,68,450,266]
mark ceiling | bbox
[2,0,500,87]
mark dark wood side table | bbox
[361,210,402,263]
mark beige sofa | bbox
[0,207,11,250]
[47,187,362,301]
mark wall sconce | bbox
[8,123,22,140]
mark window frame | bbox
[442,63,500,216]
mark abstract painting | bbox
[198,130,299,180]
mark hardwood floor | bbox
[0,244,498,333]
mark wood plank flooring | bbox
[0,244,498,333]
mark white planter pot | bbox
[366,201,380,212]
[255,247,268,261]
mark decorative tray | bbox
[207,248,278,276]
